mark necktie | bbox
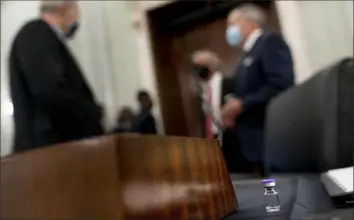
[205,83,213,139]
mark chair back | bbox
[265,58,354,172]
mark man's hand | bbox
[221,99,243,128]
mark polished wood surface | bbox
[1,135,237,220]
[0,136,124,219]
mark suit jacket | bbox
[234,32,294,162]
[9,19,103,152]
[132,110,157,134]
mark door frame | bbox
[128,1,312,134]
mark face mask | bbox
[226,26,242,47]
[66,21,79,39]
[193,65,210,80]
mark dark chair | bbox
[265,58,354,173]
[1,134,237,220]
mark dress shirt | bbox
[202,71,222,134]
[243,28,263,52]
[48,22,66,43]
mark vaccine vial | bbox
[262,179,280,212]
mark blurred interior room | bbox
[1,0,353,220]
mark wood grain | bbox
[1,135,237,220]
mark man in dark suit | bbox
[9,0,103,153]
[221,4,295,176]
[111,107,135,134]
[132,90,157,135]
[191,50,248,173]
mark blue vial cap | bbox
[261,179,275,184]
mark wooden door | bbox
[148,0,280,137]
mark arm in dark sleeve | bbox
[17,33,101,129]
[221,77,235,106]
[142,115,157,134]
[141,114,157,134]
[242,33,295,110]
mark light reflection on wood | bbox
[1,135,237,220]
[123,182,219,211]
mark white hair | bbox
[232,3,267,26]
[40,0,76,12]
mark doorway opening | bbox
[147,0,280,137]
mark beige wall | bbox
[297,1,353,73]
[275,1,313,83]
[1,1,41,156]
[70,1,143,129]
[1,0,353,156]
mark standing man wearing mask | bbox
[111,107,135,134]
[221,4,294,176]
[192,51,249,173]
[9,0,104,153]
[132,90,157,135]
[191,50,234,140]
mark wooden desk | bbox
[1,135,237,220]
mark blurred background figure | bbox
[8,0,103,153]
[132,90,157,135]
[221,3,294,176]
[191,50,233,139]
[111,107,135,133]
[1,0,352,163]
[191,50,249,173]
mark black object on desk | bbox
[265,58,354,173]
[225,175,354,220]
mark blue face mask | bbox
[226,26,242,47]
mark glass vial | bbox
[262,179,280,212]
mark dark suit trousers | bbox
[219,129,252,173]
